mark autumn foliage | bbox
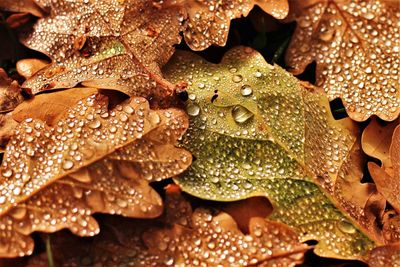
[0,0,399,266]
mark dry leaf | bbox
[164,47,383,259]
[362,118,399,175]
[285,0,400,121]
[0,92,191,257]
[0,69,24,113]
[368,125,400,213]
[368,243,400,267]
[26,186,309,266]
[165,0,289,51]
[21,0,185,99]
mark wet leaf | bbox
[368,243,400,267]
[285,0,400,121]
[166,0,289,51]
[12,87,98,125]
[164,46,382,259]
[21,0,185,99]
[0,92,191,257]
[26,186,310,266]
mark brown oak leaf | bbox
[21,0,185,99]
[23,185,310,266]
[165,0,289,51]
[0,91,191,257]
[285,0,400,121]
[368,124,400,213]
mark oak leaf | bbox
[0,91,191,257]
[165,0,289,51]
[363,119,400,243]
[368,123,400,213]
[285,0,400,121]
[21,0,185,99]
[164,47,383,259]
[25,186,310,266]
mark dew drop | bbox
[241,85,253,96]
[232,105,254,123]
[337,220,356,234]
[187,103,200,116]
[232,74,243,83]
[149,112,161,124]
[62,159,74,170]
[88,119,101,129]
[2,169,13,178]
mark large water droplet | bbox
[187,103,200,116]
[232,105,254,123]
[149,112,161,124]
[232,74,243,83]
[337,220,356,234]
[88,119,101,129]
[62,159,74,170]
[2,169,13,178]
[240,85,253,96]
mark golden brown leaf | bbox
[12,87,98,125]
[285,0,400,121]
[0,92,191,257]
[21,0,185,99]
[368,125,400,213]
[368,243,400,267]
[25,186,309,266]
[166,0,289,50]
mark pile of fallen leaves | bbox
[0,0,399,266]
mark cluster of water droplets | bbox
[287,0,399,120]
[0,93,192,257]
[183,0,287,51]
[69,192,307,267]
[23,0,185,100]
[164,47,375,258]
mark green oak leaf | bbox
[163,47,380,260]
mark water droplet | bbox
[88,119,101,129]
[232,105,254,123]
[149,112,161,124]
[62,159,74,170]
[240,85,253,96]
[2,169,13,178]
[187,103,200,116]
[123,105,134,114]
[232,75,243,83]
[337,220,356,234]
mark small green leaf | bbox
[164,47,378,260]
